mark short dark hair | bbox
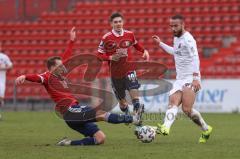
[109,12,124,22]
[171,14,185,21]
[46,56,62,70]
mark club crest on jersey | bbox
[124,41,131,47]
[119,40,132,48]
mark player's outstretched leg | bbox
[64,105,143,126]
[156,91,182,135]
[182,87,213,143]
[100,111,142,126]
[57,137,99,146]
[59,105,144,146]
[57,120,106,146]
[156,105,178,135]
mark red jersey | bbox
[97,29,145,78]
[25,40,77,114]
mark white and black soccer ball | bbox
[137,125,156,143]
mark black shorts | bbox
[111,71,141,100]
[63,105,100,137]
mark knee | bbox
[169,98,181,107]
[95,111,107,121]
[96,134,106,145]
[95,131,106,145]
[182,106,192,116]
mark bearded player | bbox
[153,14,213,143]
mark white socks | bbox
[189,108,208,131]
[163,105,178,129]
[163,106,208,131]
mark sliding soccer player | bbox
[16,27,142,146]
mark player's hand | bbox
[152,35,162,45]
[15,75,26,85]
[191,80,201,93]
[70,27,76,41]
[142,50,150,61]
[110,54,121,61]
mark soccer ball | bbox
[137,125,156,143]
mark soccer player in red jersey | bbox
[97,12,149,117]
[15,27,142,146]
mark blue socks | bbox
[71,137,97,146]
[105,113,133,124]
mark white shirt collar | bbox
[112,29,124,37]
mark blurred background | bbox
[0,0,239,113]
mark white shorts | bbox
[0,82,6,98]
[169,77,195,96]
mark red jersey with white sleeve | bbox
[97,29,145,78]
[24,40,77,114]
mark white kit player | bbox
[152,14,213,143]
[0,43,13,119]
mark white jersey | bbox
[0,53,12,97]
[160,31,200,80]
[173,32,200,80]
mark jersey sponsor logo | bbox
[116,48,128,56]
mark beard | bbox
[173,29,183,37]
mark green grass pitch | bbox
[0,112,240,159]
